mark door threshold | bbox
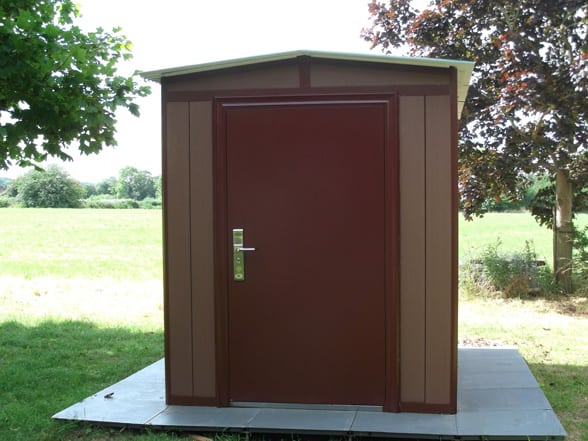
[230,401,383,412]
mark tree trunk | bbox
[554,169,573,293]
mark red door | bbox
[217,96,398,408]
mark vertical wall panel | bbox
[399,96,426,404]
[425,95,453,405]
[165,102,193,397]
[189,101,216,399]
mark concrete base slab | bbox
[53,348,567,440]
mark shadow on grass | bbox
[528,362,588,441]
[0,319,165,441]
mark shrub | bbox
[461,239,556,298]
[83,197,139,209]
[573,226,588,294]
[139,197,162,209]
[118,199,140,209]
[10,165,84,208]
[0,196,15,207]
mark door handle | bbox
[233,228,255,281]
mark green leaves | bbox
[0,0,151,170]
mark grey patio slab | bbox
[458,370,540,390]
[458,348,541,392]
[53,348,567,440]
[458,387,552,411]
[457,409,567,438]
[247,408,356,434]
[53,359,166,426]
[149,406,260,430]
[351,411,457,437]
[458,347,531,374]
[458,347,520,359]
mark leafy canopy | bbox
[0,0,151,170]
[362,0,587,224]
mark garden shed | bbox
[144,50,475,414]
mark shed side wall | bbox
[189,102,216,400]
[165,101,193,399]
[424,95,453,406]
[398,94,455,412]
[399,96,426,404]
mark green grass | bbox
[0,208,586,440]
[0,320,166,441]
[459,211,588,264]
[0,208,162,280]
[0,208,172,440]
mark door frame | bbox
[213,93,400,412]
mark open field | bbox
[0,208,586,440]
[0,208,162,280]
[459,211,588,264]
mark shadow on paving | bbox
[0,319,163,441]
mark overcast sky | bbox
[3,0,391,182]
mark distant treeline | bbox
[0,165,161,209]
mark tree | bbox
[82,182,97,198]
[0,0,151,170]
[115,166,156,201]
[155,175,162,200]
[362,0,587,292]
[10,165,84,207]
[95,176,117,195]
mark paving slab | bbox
[457,409,567,438]
[351,411,457,437]
[53,359,166,426]
[458,387,552,411]
[458,347,531,374]
[248,408,356,434]
[149,406,260,430]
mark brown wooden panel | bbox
[164,101,193,398]
[424,95,453,405]
[310,62,450,88]
[189,101,216,399]
[398,96,426,404]
[165,63,299,92]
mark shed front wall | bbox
[162,58,457,413]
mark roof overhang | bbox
[141,50,475,118]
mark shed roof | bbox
[141,50,474,117]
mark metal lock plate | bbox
[233,228,255,281]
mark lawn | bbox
[0,208,163,280]
[0,208,586,440]
[459,211,588,263]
